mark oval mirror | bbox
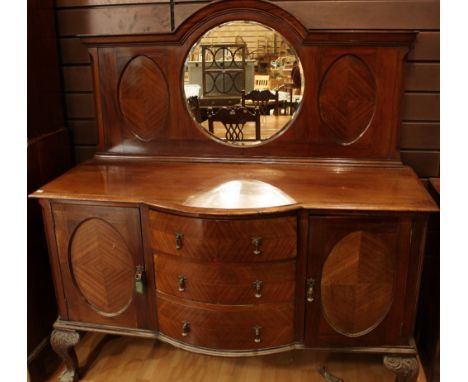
[183,20,304,146]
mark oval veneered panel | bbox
[119,55,169,141]
[319,55,376,145]
[70,218,134,315]
[321,231,394,337]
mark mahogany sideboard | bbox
[30,1,438,381]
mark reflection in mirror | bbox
[183,21,304,146]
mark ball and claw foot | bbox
[383,355,419,382]
[50,329,80,382]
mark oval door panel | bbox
[119,55,169,142]
[321,231,394,337]
[318,55,376,145]
[69,218,135,316]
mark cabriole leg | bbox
[383,355,419,382]
[50,329,80,382]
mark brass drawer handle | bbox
[175,232,184,250]
[252,236,262,255]
[178,275,187,292]
[134,265,145,294]
[306,278,315,302]
[252,280,263,298]
[182,321,190,337]
[253,325,262,343]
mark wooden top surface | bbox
[31,160,438,214]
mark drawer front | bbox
[148,211,297,261]
[157,293,294,350]
[154,254,295,304]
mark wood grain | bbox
[54,0,439,180]
[154,254,296,304]
[56,5,171,36]
[307,215,413,347]
[82,35,411,160]
[31,161,438,213]
[57,0,169,7]
[33,2,438,376]
[58,63,440,92]
[157,293,295,349]
[318,54,376,145]
[405,63,439,92]
[402,93,440,121]
[400,123,439,150]
[46,332,428,382]
[69,218,135,314]
[321,231,394,337]
[149,211,297,261]
[408,32,439,62]
[62,66,93,92]
[52,203,151,328]
[118,56,169,142]
[174,1,440,30]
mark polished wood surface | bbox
[157,293,295,349]
[318,54,376,145]
[69,218,135,314]
[77,1,414,162]
[32,3,438,381]
[52,204,151,329]
[45,332,428,382]
[118,55,169,142]
[56,0,439,180]
[154,254,296,304]
[149,211,296,260]
[31,160,437,213]
[320,231,394,337]
[306,215,414,347]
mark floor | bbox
[46,333,427,382]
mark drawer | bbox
[157,293,294,350]
[154,254,295,304]
[148,211,297,261]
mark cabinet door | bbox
[305,215,413,347]
[52,203,151,329]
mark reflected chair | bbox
[241,89,279,116]
[277,84,294,116]
[208,106,261,141]
[187,96,202,122]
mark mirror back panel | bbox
[84,0,415,162]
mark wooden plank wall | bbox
[55,0,440,178]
